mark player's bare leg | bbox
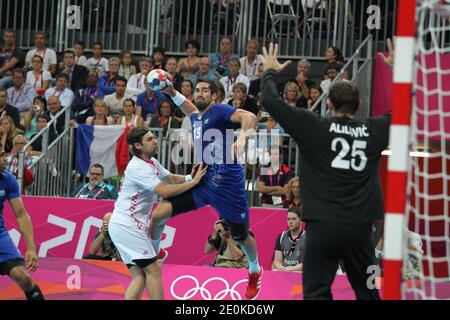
[125,266,146,300]
[142,261,164,300]
[149,201,173,255]
[9,266,44,300]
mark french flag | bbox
[76,125,130,178]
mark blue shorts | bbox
[0,231,24,265]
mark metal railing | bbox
[311,34,373,119]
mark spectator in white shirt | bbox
[45,73,75,108]
[219,58,250,102]
[7,68,36,113]
[74,41,88,67]
[126,57,154,101]
[26,55,51,95]
[25,32,58,76]
[239,39,265,82]
[104,76,129,119]
[320,62,348,94]
[86,42,109,77]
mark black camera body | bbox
[217,219,230,232]
[216,65,226,76]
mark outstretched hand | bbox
[378,38,395,69]
[262,43,292,72]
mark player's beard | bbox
[195,98,210,112]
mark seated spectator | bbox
[98,57,120,97]
[118,50,137,80]
[7,68,36,113]
[149,99,181,137]
[219,58,250,102]
[205,219,252,269]
[116,98,144,127]
[26,55,51,95]
[181,79,194,102]
[45,95,67,136]
[165,57,183,92]
[290,59,315,101]
[321,62,348,94]
[0,116,18,153]
[283,177,302,209]
[209,37,239,78]
[325,46,345,65]
[0,87,20,128]
[239,39,265,82]
[283,82,307,109]
[177,40,201,79]
[258,148,293,207]
[189,57,219,86]
[29,114,56,156]
[6,134,34,187]
[72,164,118,200]
[272,207,306,272]
[60,50,88,93]
[152,46,166,70]
[82,213,121,261]
[215,82,227,104]
[73,70,101,124]
[104,76,129,119]
[228,82,258,115]
[257,116,285,148]
[24,95,46,139]
[136,81,166,125]
[86,42,109,76]
[73,41,88,67]
[126,57,153,100]
[86,99,114,126]
[25,31,57,76]
[248,63,264,100]
[0,30,25,89]
[45,73,75,108]
[307,84,323,115]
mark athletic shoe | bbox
[245,268,263,300]
[156,248,169,264]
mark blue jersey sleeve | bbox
[4,173,20,200]
[217,104,237,122]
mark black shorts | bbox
[167,190,197,217]
[0,258,25,276]
[126,257,158,270]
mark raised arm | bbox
[162,73,198,117]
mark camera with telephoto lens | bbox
[217,219,230,234]
[216,65,226,76]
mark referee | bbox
[261,44,390,300]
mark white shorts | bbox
[108,219,156,266]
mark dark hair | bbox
[310,83,323,94]
[328,46,344,63]
[287,206,302,219]
[119,50,133,61]
[115,76,127,86]
[37,114,50,122]
[92,42,103,49]
[196,80,217,95]
[74,40,85,48]
[12,68,26,77]
[90,163,104,175]
[126,127,151,156]
[31,55,43,63]
[182,79,194,92]
[228,57,241,67]
[0,87,7,94]
[185,39,200,52]
[64,50,75,56]
[34,31,47,39]
[3,29,16,37]
[56,73,70,82]
[123,98,135,107]
[33,95,47,110]
[153,46,165,55]
[324,62,342,73]
[328,82,359,114]
[158,99,175,116]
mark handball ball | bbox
[146,69,170,91]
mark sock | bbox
[25,285,45,300]
[238,240,261,274]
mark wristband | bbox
[171,91,187,107]
[185,175,193,182]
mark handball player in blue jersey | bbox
[149,78,263,299]
[0,151,44,300]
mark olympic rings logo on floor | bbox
[170,275,248,300]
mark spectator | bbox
[295,59,315,89]
[209,37,239,78]
[73,70,101,124]
[283,82,307,109]
[320,62,346,94]
[104,76,129,119]
[205,219,252,269]
[283,177,302,209]
[29,114,55,156]
[0,87,20,128]
[25,32,57,76]
[136,80,166,125]
[7,68,36,113]
[26,55,51,95]
[152,46,166,70]
[215,82,227,104]
[228,83,258,115]
[189,57,219,86]
[118,50,136,80]
[149,99,181,137]
[86,99,114,126]
[307,84,323,115]
[6,134,33,184]
[239,39,265,82]
[24,96,46,139]
[45,96,67,136]
[44,73,74,108]
[83,213,121,261]
[165,57,183,92]
[73,41,88,67]
[177,40,201,79]
[0,116,18,153]
[181,79,194,102]
[126,57,153,100]
[0,30,25,89]
[72,164,118,200]
[248,63,264,99]
[257,115,285,148]
[116,98,144,127]
[272,207,306,272]
[60,50,88,93]
[325,46,345,64]
[85,42,109,76]
[98,57,120,97]
[220,58,250,102]
[258,147,293,207]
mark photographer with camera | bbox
[205,219,254,269]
